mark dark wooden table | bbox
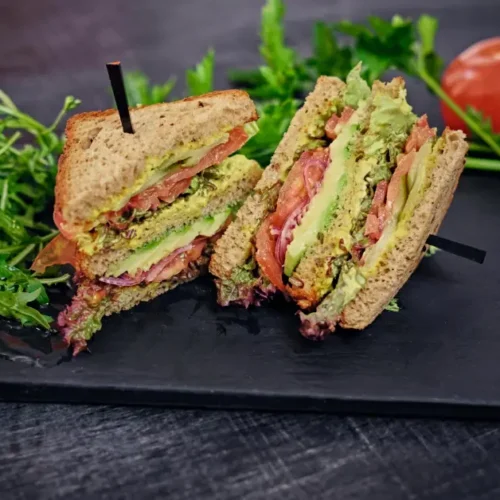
[1,0,500,498]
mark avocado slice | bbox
[283,105,368,277]
[107,208,230,277]
[362,139,436,275]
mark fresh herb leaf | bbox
[425,245,440,258]
[0,290,52,329]
[239,99,299,166]
[416,14,443,82]
[385,298,400,312]
[123,71,176,106]
[229,0,306,99]
[334,16,416,84]
[0,258,56,329]
[186,48,215,96]
[227,68,267,89]
[0,91,77,328]
[307,22,353,81]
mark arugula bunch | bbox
[0,92,77,327]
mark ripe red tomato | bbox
[441,37,500,134]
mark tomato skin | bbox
[441,37,500,134]
[255,215,286,292]
[31,234,78,273]
[255,148,329,291]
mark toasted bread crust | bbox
[340,129,468,330]
[55,90,258,232]
[65,253,209,354]
[210,76,345,281]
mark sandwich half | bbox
[33,90,262,353]
[210,66,468,337]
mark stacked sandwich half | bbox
[210,66,468,337]
[34,91,262,353]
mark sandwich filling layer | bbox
[287,79,417,308]
[253,67,371,294]
[300,117,439,338]
[54,121,258,240]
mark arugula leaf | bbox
[0,91,80,267]
[239,99,299,166]
[0,258,58,328]
[186,49,215,96]
[0,290,52,329]
[0,92,77,329]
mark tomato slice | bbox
[255,148,329,291]
[405,115,435,153]
[364,180,388,242]
[31,234,78,274]
[386,151,416,215]
[255,215,286,292]
[441,37,500,133]
[325,107,354,140]
[109,126,248,217]
[273,148,328,227]
[55,126,249,236]
[152,238,206,282]
[361,116,434,249]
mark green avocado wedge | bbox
[107,208,231,277]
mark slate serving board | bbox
[0,172,498,418]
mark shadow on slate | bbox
[0,172,499,419]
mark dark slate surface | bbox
[1,0,500,498]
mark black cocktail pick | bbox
[106,61,134,134]
[426,235,486,264]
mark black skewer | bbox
[426,235,486,264]
[106,61,134,134]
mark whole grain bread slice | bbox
[340,129,468,329]
[209,76,345,281]
[56,90,257,233]
[63,254,209,355]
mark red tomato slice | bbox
[441,37,500,133]
[386,151,416,214]
[111,126,248,216]
[255,216,286,292]
[364,213,380,241]
[405,115,435,153]
[273,148,328,228]
[31,234,78,274]
[364,180,388,242]
[255,148,329,291]
[325,107,354,140]
[54,126,249,236]
[53,206,75,240]
[151,238,206,283]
